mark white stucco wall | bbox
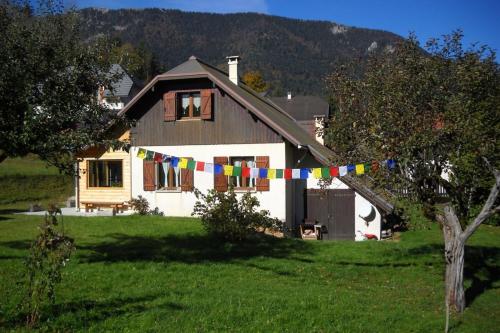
[307,177,382,241]
[130,143,288,220]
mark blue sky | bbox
[73,0,500,53]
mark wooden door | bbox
[305,189,355,240]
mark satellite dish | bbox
[359,205,376,223]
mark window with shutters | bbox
[164,89,212,121]
[155,158,194,191]
[177,92,201,119]
[88,160,123,188]
[214,156,269,192]
[229,156,256,190]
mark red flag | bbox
[242,167,250,177]
[330,166,339,177]
[371,161,379,172]
[284,168,292,179]
[154,152,163,163]
[196,161,205,171]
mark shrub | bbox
[129,195,150,215]
[192,187,283,241]
[21,206,75,328]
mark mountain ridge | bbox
[79,8,404,96]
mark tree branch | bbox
[460,160,500,242]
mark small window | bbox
[157,162,181,190]
[177,92,201,119]
[88,160,123,187]
[229,156,256,189]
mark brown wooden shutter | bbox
[164,91,176,121]
[200,89,212,120]
[181,157,194,192]
[143,160,156,191]
[214,156,228,192]
[256,156,270,191]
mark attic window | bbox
[177,92,201,119]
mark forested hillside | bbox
[80,8,403,96]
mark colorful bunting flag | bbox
[292,169,301,179]
[321,167,330,178]
[300,168,309,179]
[233,166,242,177]
[242,167,250,178]
[267,169,276,179]
[371,161,379,172]
[145,150,154,160]
[187,160,196,170]
[214,164,223,175]
[205,163,214,174]
[137,148,146,159]
[179,158,188,169]
[196,161,205,171]
[330,167,339,177]
[284,169,292,179]
[259,168,268,179]
[347,164,355,173]
[154,152,163,163]
[171,157,179,168]
[276,169,283,179]
[313,168,322,179]
[356,164,365,175]
[224,165,233,176]
[387,159,396,170]
[339,166,347,177]
[162,155,171,162]
[250,168,259,178]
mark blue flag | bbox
[259,168,268,179]
[214,164,223,175]
[170,157,179,167]
[347,164,355,173]
[300,168,309,179]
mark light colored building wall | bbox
[130,143,288,220]
[78,149,132,208]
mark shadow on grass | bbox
[77,233,314,265]
[407,243,500,308]
[5,293,184,330]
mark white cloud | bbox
[163,0,269,14]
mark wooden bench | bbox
[81,201,128,214]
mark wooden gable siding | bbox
[130,79,283,146]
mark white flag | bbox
[339,166,347,177]
[292,169,301,179]
[204,163,214,174]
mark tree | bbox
[0,0,126,172]
[242,70,269,93]
[325,31,499,318]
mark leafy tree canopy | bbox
[242,70,269,93]
[0,0,127,172]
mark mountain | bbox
[79,8,404,96]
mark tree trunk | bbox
[0,149,6,163]
[440,206,466,313]
[443,228,465,312]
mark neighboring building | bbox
[270,93,329,144]
[77,56,393,240]
[98,64,143,110]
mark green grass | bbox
[0,155,73,212]
[0,214,498,332]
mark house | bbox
[77,56,393,240]
[270,93,329,144]
[75,65,141,213]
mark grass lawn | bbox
[0,155,73,213]
[0,214,498,332]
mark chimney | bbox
[226,56,240,85]
[287,91,292,100]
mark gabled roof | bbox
[118,56,393,213]
[270,95,329,121]
[104,64,136,98]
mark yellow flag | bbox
[136,148,146,159]
[223,165,233,176]
[179,158,188,169]
[313,168,322,179]
[267,169,276,179]
[356,164,365,175]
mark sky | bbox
[73,0,500,53]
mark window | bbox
[153,158,194,192]
[177,92,201,119]
[157,162,181,190]
[88,160,123,187]
[229,156,256,189]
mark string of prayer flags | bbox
[135,148,396,181]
